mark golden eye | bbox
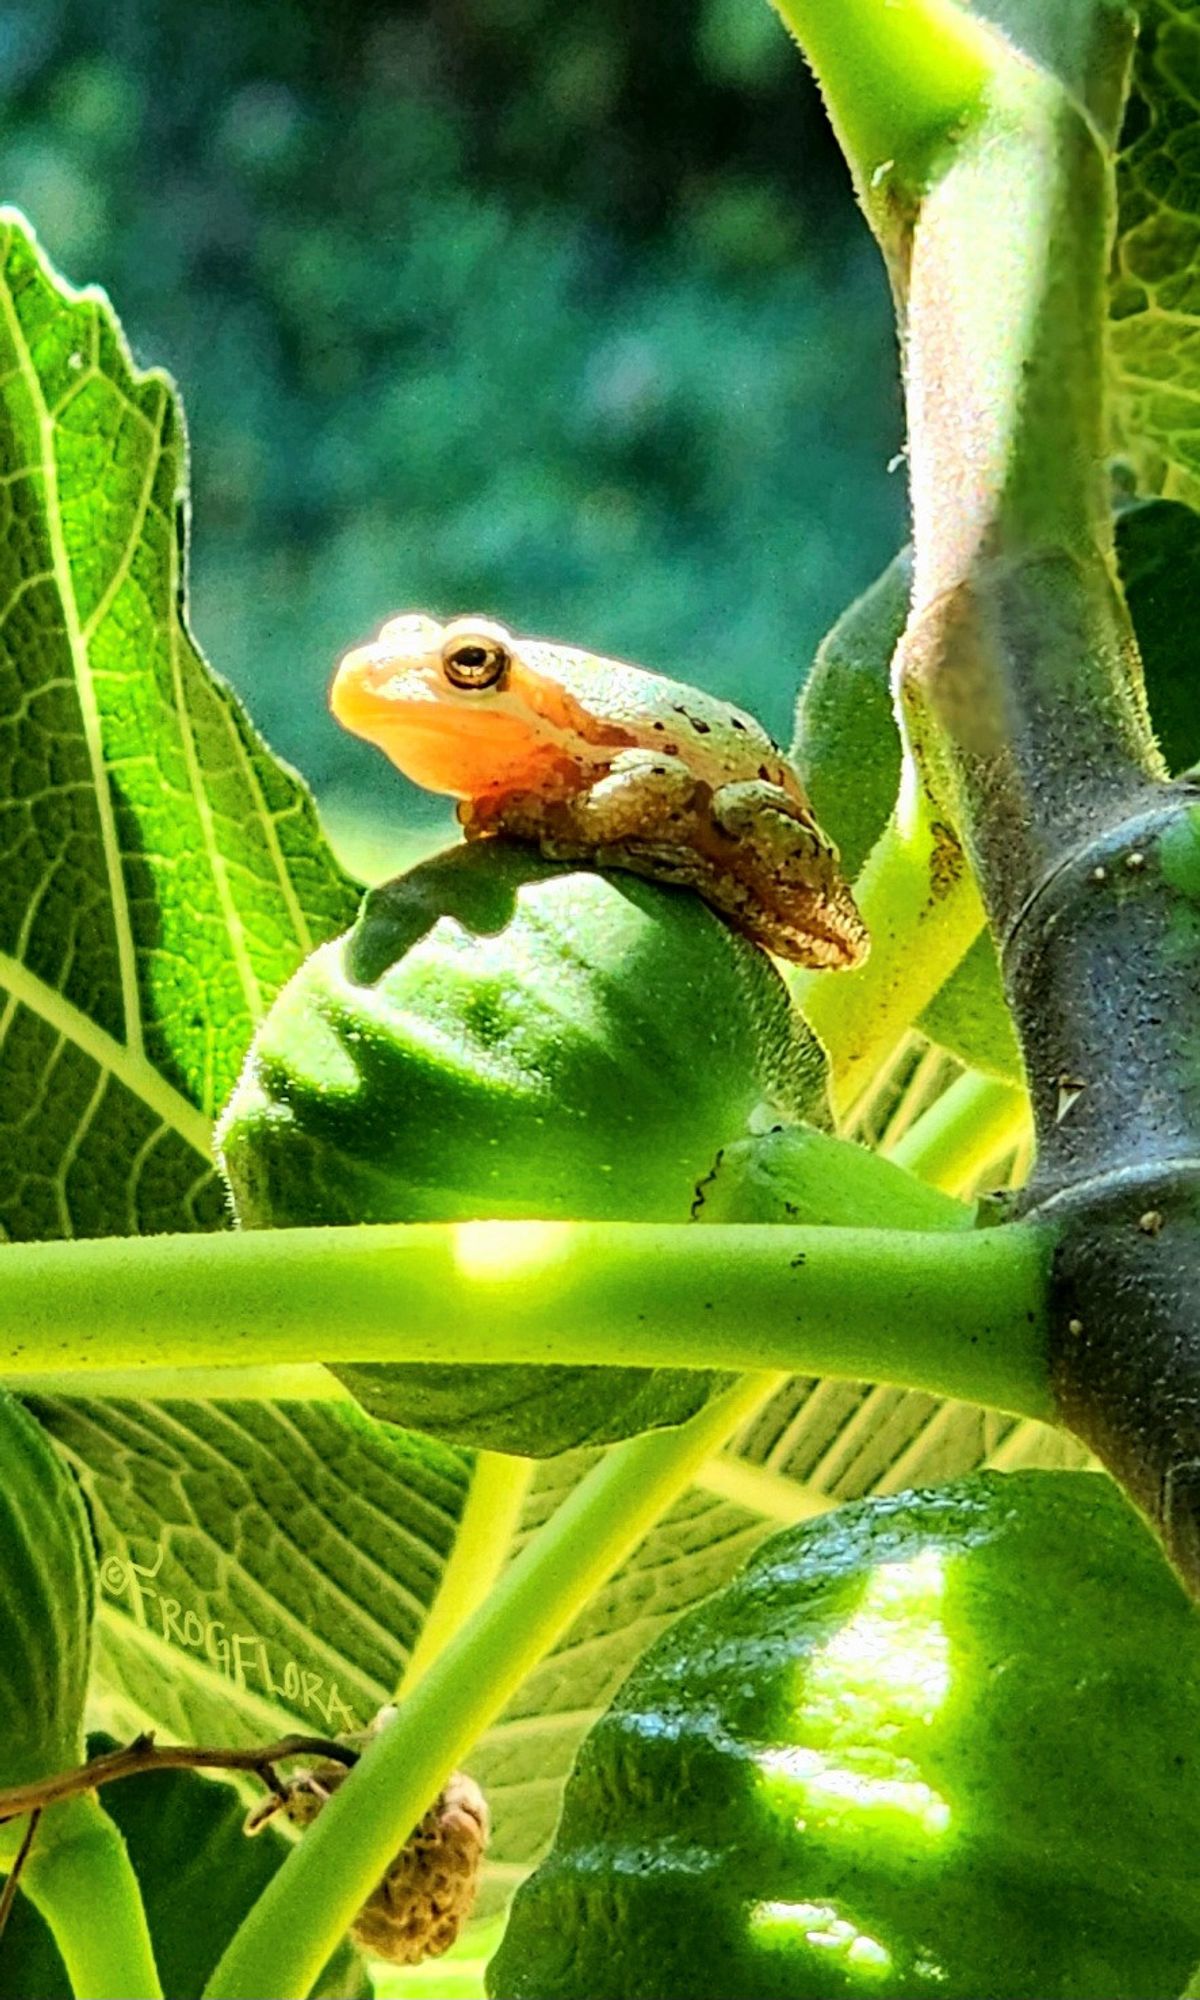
[441,630,510,690]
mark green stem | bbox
[203,1372,782,2000]
[0,1219,1054,1420]
[794,788,986,1113]
[889,1070,1030,1195]
[20,1795,161,2000]
[769,0,997,199]
[396,1452,534,1696]
[12,1365,354,1402]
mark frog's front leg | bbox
[562,750,701,845]
[461,750,701,852]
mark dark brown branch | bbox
[0,1808,41,1946]
[0,1734,358,1828]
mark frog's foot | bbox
[728,880,869,969]
[708,781,868,970]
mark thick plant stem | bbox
[20,1795,161,2000]
[0,1219,1054,1420]
[795,3,1200,1593]
[879,9,1200,1588]
[203,1373,782,2000]
[889,1070,1030,1195]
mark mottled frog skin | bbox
[330,613,867,969]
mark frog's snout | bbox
[329,642,390,736]
[331,613,444,735]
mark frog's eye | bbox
[441,631,510,691]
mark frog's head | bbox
[332,613,551,797]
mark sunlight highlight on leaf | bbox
[748,1901,894,1979]
[756,1549,953,1841]
[806,1546,951,1721]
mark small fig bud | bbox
[248,1758,489,1966]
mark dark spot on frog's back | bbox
[730,716,747,733]
[670,703,712,735]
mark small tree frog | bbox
[330,613,867,969]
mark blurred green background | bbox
[2,0,903,865]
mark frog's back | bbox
[516,637,796,791]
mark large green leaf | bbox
[30,1380,1080,1930]
[1111,0,1200,504]
[0,210,358,1242]
[30,1397,472,1749]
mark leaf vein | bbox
[0,948,212,1157]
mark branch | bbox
[0,1810,40,1948]
[0,1219,1056,1422]
[791,2,1200,1594]
[0,1734,358,1828]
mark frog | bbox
[330,612,868,969]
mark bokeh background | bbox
[2,0,905,864]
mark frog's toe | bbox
[771,883,870,969]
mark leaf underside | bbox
[1112,0,1200,504]
[30,1382,1082,1918]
